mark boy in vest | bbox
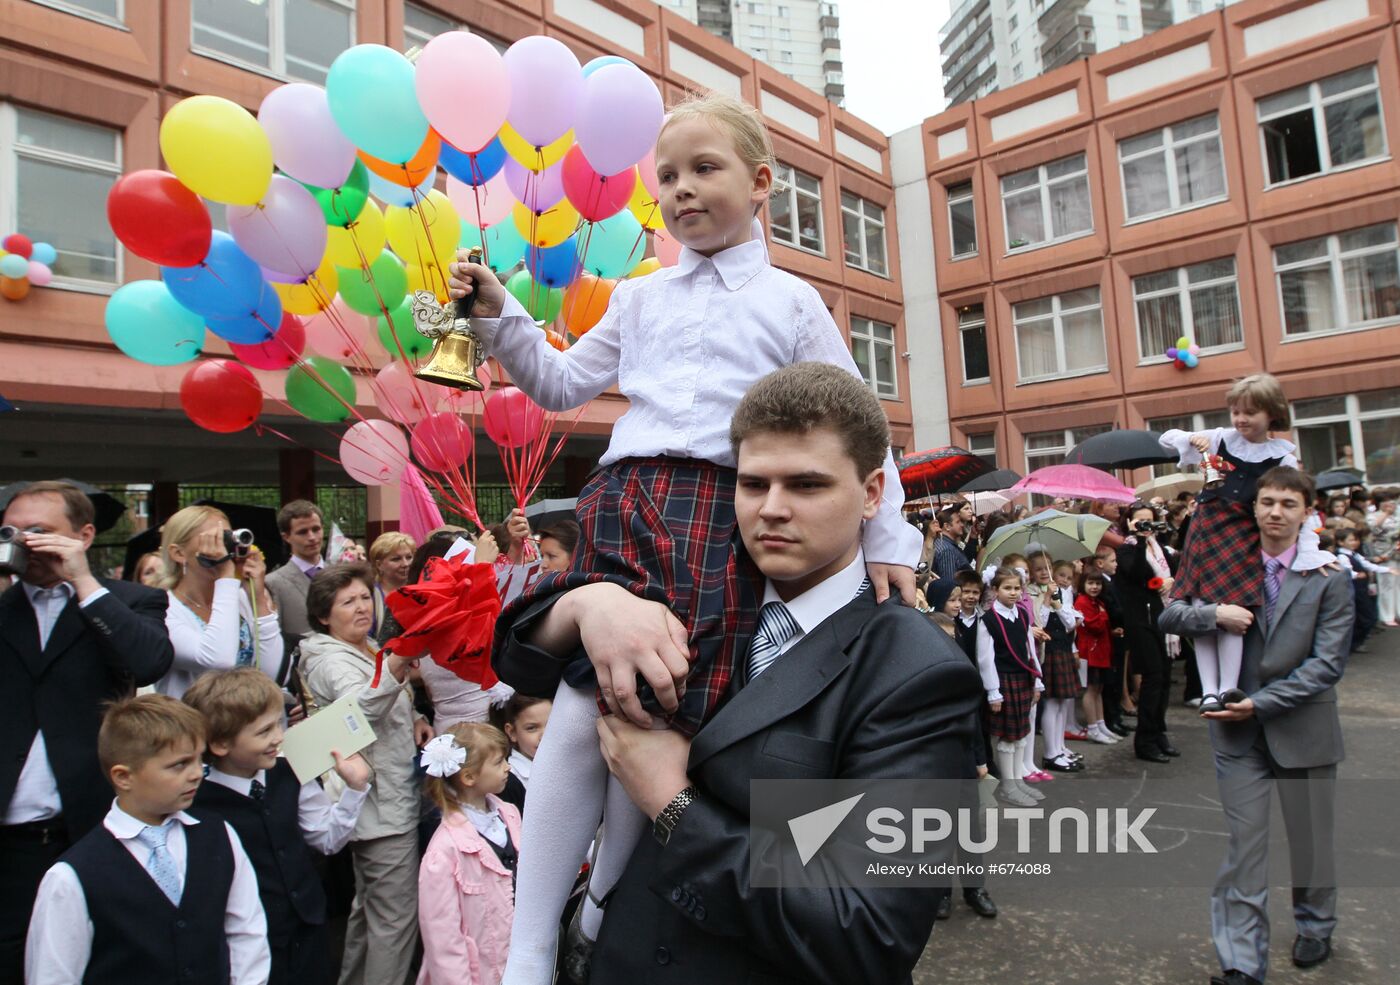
[183,668,370,985]
[25,694,270,984]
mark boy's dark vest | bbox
[192,758,326,943]
[952,615,978,663]
[63,816,233,985]
[981,609,1036,678]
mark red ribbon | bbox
[380,556,502,689]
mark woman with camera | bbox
[156,504,284,698]
[1115,502,1178,765]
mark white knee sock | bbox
[1022,704,1039,774]
[1216,629,1244,694]
[995,740,1018,789]
[1192,599,1220,696]
[577,774,648,940]
[501,683,608,985]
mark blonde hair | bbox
[661,90,775,180]
[183,668,284,753]
[423,722,511,815]
[98,694,206,777]
[157,504,230,589]
[1226,373,1289,431]
[368,531,416,577]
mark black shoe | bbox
[1198,694,1224,714]
[1107,720,1133,736]
[935,893,952,920]
[1042,756,1081,772]
[1158,738,1181,757]
[1218,688,1248,706]
[1136,748,1171,763]
[1210,972,1263,985]
[562,896,596,985]
[1292,934,1331,968]
[963,887,997,918]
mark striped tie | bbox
[746,601,801,682]
[1264,556,1285,626]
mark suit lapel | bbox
[689,591,874,771]
[0,584,44,676]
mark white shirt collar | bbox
[760,549,867,636]
[958,610,979,625]
[22,581,73,604]
[667,236,768,292]
[106,799,198,839]
[204,766,265,798]
[992,600,1020,619]
[290,554,322,575]
[508,748,532,784]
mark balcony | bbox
[825,82,845,102]
[1040,14,1096,71]
[1140,0,1173,33]
[1036,0,1088,36]
[821,34,841,52]
[820,14,840,31]
[823,58,843,75]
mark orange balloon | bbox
[562,273,615,337]
[359,130,442,188]
[545,330,567,351]
[1,276,30,301]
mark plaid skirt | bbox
[499,457,759,736]
[1041,643,1081,699]
[1173,498,1263,606]
[988,669,1035,742]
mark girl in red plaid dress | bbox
[448,92,921,985]
[976,567,1045,807]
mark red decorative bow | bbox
[1147,576,1165,591]
[381,556,502,689]
[1203,454,1236,474]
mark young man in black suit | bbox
[496,363,983,984]
[0,481,174,984]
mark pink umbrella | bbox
[1008,464,1136,504]
[399,463,446,544]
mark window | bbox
[777,27,791,40]
[1119,113,1226,221]
[1001,153,1092,252]
[750,24,766,37]
[1024,424,1113,475]
[752,47,768,59]
[779,50,792,63]
[841,192,887,275]
[1132,258,1244,362]
[1145,411,1231,476]
[404,3,456,51]
[1117,14,1130,29]
[947,180,977,258]
[1292,389,1400,481]
[2,104,120,287]
[957,304,990,384]
[29,0,121,24]
[1273,222,1400,337]
[1012,63,1022,81]
[1010,40,1019,55]
[1189,0,1203,12]
[1258,64,1387,186]
[778,4,789,15]
[966,432,997,467]
[1012,287,1107,382]
[1008,14,1018,31]
[192,0,354,85]
[770,163,824,254]
[748,2,765,12]
[850,317,898,398]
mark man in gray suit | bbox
[1160,466,1353,985]
[263,500,324,658]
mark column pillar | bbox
[279,448,315,505]
[366,483,401,545]
[149,481,180,526]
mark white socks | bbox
[1022,704,1039,775]
[577,775,648,940]
[995,741,1035,806]
[1191,598,1244,697]
[1012,738,1044,801]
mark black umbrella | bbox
[1065,429,1175,470]
[524,497,578,532]
[959,468,1021,493]
[1314,468,1366,493]
[0,478,128,533]
[121,500,282,579]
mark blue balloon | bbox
[577,211,646,278]
[484,220,527,274]
[105,280,204,365]
[29,242,57,267]
[325,44,430,164]
[0,254,27,279]
[368,170,433,208]
[440,137,507,187]
[206,282,284,344]
[582,55,634,77]
[526,236,580,288]
[1180,351,1199,369]
[161,232,264,320]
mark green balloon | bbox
[506,269,562,324]
[377,300,431,360]
[105,280,204,366]
[303,159,370,228]
[286,356,355,422]
[337,251,408,316]
[485,220,527,274]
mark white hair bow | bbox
[981,563,998,586]
[420,734,466,779]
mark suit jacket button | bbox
[694,904,706,921]
[670,887,683,903]
[655,947,671,965]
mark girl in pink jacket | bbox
[417,723,522,985]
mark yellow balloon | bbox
[159,95,272,206]
[326,200,386,268]
[628,174,664,231]
[628,257,662,279]
[500,123,574,169]
[274,258,338,315]
[385,189,460,269]
[512,201,580,249]
[406,261,451,301]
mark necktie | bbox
[746,601,801,682]
[306,565,322,580]
[250,778,265,801]
[1264,557,1285,626]
[136,823,183,906]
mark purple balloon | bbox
[259,83,357,189]
[576,63,665,176]
[504,156,565,212]
[504,36,581,148]
[228,176,327,281]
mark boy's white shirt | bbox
[470,237,922,568]
[204,763,369,856]
[25,801,270,985]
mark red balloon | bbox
[482,386,544,449]
[230,311,305,370]
[561,146,634,222]
[2,234,32,259]
[107,170,213,267]
[180,359,263,433]
[411,412,473,471]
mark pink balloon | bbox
[576,63,664,175]
[447,170,513,227]
[435,362,494,416]
[340,419,411,486]
[259,83,357,189]
[504,36,581,147]
[504,156,566,212]
[305,298,374,362]
[482,386,544,449]
[637,148,658,200]
[653,228,683,267]
[561,147,633,222]
[25,261,52,287]
[411,411,473,471]
[375,360,446,425]
[231,311,305,369]
[228,176,327,281]
[414,32,511,156]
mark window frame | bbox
[850,315,899,399]
[1131,258,1245,364]
[946,180,977,259]
[1118,113,1228,224]
[28,0,124,27]
[1290,389,1400,480]
[999,152,1093,254]
[191,0,357,85]
[966,431,998,467]
[1145,410,1231,476]
[840,191,888,276]
[1256,64,1389,189]
[956,304,990,385]
[1023,424,1114,476]
[1011,288,1108,384]
[769,162,825,256]
[1272,222,1400,341]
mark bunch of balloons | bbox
[1164,335,1201,370]
[0,234,56,301]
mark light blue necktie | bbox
[136,822,183,906]
[1264,557,1285,626]
[746,601,801,682]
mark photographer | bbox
[1116,502,1179,765]
[156,505,284,699]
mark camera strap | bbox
[196,553,235,569]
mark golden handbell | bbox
[411,247,486,392]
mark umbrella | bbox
[959,468,1021,493]
[1065,429,1175,470]
[979,509,1112,566]
[1135,473,1205,501]
[1314,468,1366,493]
[525,497,578,531]
[1008,464,1137,504]
[897,447,994,497]
[121,499,282,577]
[0,478,128,533]
[400,464,446,545]
[968,492,1011,515]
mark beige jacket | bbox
[299,632,421,840]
